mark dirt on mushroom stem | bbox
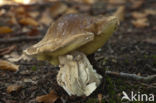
[57,51,102,96]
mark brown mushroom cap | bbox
[24,14,95,56]
[24,14,119,65]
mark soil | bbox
[0,0,155,103]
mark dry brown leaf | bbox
[74,4,91,12]
[36,90,59,103]
[19,17,38,26]
[131,10,155,28]
[4,53,32,63]
[65,8,78,14]
[144,9,156,16]
[0,26,13,34]
[131,18,149,28]
[28,28,39,36]
[108,0,125,4]
[49,2,68,18]
[144,38,156,44]
[0,45,16,56]
[137,72,141,76]
[22,27,30,32]
[130,0,144,9]
[40,9,53,26]
[98,94,103,103]
[14,6,25,14]
[12,6,29,19]
[7,84,22,93]
[0,9,6,16]
[83,0,97,4]
[131,12,147,19]
[0,59,19,71]
[29,11,39,18]
[8,15,18,25]
[114,6,125,21]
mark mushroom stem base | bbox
[57,51,102,96]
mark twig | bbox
[105,71,156,83]
[0,45,16,56]
[0,36,42,43]
[140,83,156,89]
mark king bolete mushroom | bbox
[24,14,119,96]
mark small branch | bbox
[0,36,42,43]
[140,83,156,89]
[105,71,156,83]
[0,45,16,56]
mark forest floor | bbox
[0,0,155,103]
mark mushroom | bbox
[24,14,119,96]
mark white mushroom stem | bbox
[57,51,102,96]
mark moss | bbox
[143,54,156,65]
[32,66,37,71]
[101,74,155,103]
[151,54,156,64]
[133,60,137,65]
[102,57,108,65]
[131,101,146,103]
[124,59,129,64]
[105,76,118,103]
[151,54,156,59]
[86,98,105,103]
[86,98,97,103]
[144,55,148,59]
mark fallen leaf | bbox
[108,0,125,4]
[0,9,6,16]
[144,37,156,44]
[19,17,38,26]
[7,84,22,93]
[29,11,39,18]
[144,9,156,16]
[8,15,18,25]
[0,26,13,34]
[3,52,20,62]
[0,59,19,71]
[137,73,141,76]
[40,9,53,26]
[49,2,68,18]
[131,18,149,28]
[0,45,16,56]
[131,12,147,19]
[83,0,97,4]
[28,28,39,36]
[113,6,125,21]
[130,0,144,9]
[65,8,78,14]
[131,10,152,28]
[12,6,28,19]
[98,94,103,103]
[74,4,91,12]
[22,27,30,32]
[4,53,32,62]
[36,90,59,103]
[14,6,25,14]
